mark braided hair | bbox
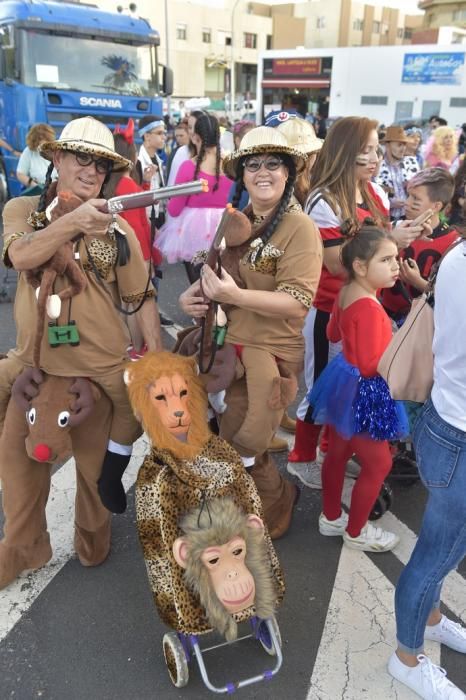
[37,162,55,214]
[234,153,297,256]
[193,113,221,191]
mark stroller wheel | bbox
[163,632,189,687]
[390,453,419,486]
[368,483,393,521]
[257,616,282,656]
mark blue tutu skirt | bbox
[307,353,409,441]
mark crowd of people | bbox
[0,107,465,700]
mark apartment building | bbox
[96,1,428,106]
[97,1,287,108]
[418,0,466,28]
[293,0,423,48]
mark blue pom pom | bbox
[353,376,408,440]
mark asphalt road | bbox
[0,261,465,700]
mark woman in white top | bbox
[388,235,466,699]
[16,123,55,190]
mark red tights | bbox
[322,426,392,538]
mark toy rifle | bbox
[198,204,251,374]
[104,179,209,214]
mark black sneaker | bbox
[159,312,174,326]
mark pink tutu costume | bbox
[156,160,233,263]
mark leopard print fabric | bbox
[135,434,285,635]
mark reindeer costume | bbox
[0,118,157,589]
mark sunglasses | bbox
[72,151,113,174]
[243,155,284,173]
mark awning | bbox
[262,79,330,88]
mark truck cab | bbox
[0,0,173,204]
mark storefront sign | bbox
[402,52,465,85]
[273,58,322,76]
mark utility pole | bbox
[230,0,240,121]
[164,0,171,118]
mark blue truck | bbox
[0,0,173,204]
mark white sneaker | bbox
[315,447,361,479]
[388,652,466,699]
[319,511,349,536]
[343,523,399,552]
[425,616,466,653]
[286,460,322,489]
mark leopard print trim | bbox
[135,435,285,635]
[122,288,156,304]
[191,250,208,265]
[82,237,118,279]
[27,211,47,229]
[276,283,313,308]
[242,241,284,273]
[2,232,26,267]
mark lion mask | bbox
[125,352,211,460]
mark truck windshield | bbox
[19,29,157,96]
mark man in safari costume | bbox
[0,117,162,589]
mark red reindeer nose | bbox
[33,444,52,462]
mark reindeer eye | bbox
[232,548,243,557]
[180,389,188,398]
[27,407,36,425]
[58,411,71,427]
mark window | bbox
[217,30,232,46]
[397,27,404,38]
[176,23,187,40]
[266,34,272,50]
[202,28,211,43]
[243,32,257,49]
[404,28,413,40]
[316,16,326,29]
[373,21,380,34]
[353,18,364,31]
[361,95,388,105]
[450,97,466,107]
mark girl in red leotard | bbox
[308,226,408,552]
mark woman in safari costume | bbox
[180,127,323,538]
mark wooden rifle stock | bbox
[198,204,252,374]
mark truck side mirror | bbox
[162,66,173,96]
[0,49,6,80]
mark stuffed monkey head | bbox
[173,498,277,640]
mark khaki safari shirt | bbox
[2,195,155,377]
[226,207,322,363]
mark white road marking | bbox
[307,547,438,700]
[0,435,148,643]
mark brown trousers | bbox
[0,383,113,581]
[219,352,301,538]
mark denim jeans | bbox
[395,398,466,654]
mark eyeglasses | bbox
[243,156,284,173]
[72,151,113,174]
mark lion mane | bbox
[126,351,211,460]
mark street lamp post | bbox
[164,0,171,117]
[230,0,240,121]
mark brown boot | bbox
[74,518,111,567]
[280,412,297,434]
[0,534,52,590]
[250,451,299,540]
[268,434,289,453]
